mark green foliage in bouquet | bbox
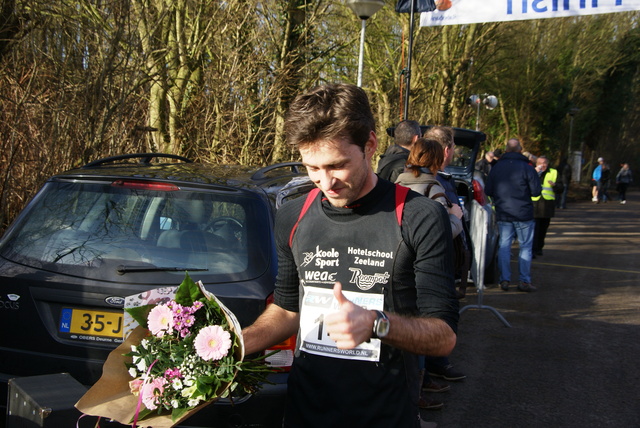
[124,273,277,424]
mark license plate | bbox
[59,308,124,338]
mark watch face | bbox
[377,322,390,337]
[376,314,390,338]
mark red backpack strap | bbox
[289,188,321,247]
[290,185,406,246]
[395,184,410,226]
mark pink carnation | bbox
[194,325,232,361]
[140,377,167,410]
[164,368,182,379]
[147,304,174,337]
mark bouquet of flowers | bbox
[76,273,276,427]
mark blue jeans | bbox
[498,220,534,284]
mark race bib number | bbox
[299,286,384,362]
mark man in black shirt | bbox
[376,119,421,182]
[242,84,458,428]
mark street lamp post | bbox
[346,0,385,87]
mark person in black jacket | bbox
[555,157,572,209]
[485,138,541,292]
[376,120,421,182]
[599,163,612,203]
[616,163,633,204]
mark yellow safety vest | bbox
[532,168,557,201]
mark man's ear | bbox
[365,131,378,157]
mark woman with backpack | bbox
[395,137,465,256]
[396,137,467,411]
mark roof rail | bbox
[251,162,305,181]
[82,153,193,168]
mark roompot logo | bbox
[349,268,390,290]
[1,294,20,310]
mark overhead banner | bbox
[420,0,640,27]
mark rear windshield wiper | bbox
[117,266,208,275]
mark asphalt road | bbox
[421,189,640,428]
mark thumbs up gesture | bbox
[324,282,377,349]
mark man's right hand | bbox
[449,203,463,219]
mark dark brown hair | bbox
[394,120,422,148]
[284,83,375,152]
[406,138,444,177]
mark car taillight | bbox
[265,335,296,372]
[111,180,179,191]
[264,293,296,372]
[472,179,487,205]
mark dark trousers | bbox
[533,217,551,254]
[618,183,629,201]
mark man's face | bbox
[536,159,548,172]
[300,133,377,207]
[442,142,456,168]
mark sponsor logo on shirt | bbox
[349,268,390,291]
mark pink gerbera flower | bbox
[194,325,232,361]
[147,304,174,337]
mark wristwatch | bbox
[372,310,390,339]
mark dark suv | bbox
[0,154,314,427]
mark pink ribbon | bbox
[76,413,102,427]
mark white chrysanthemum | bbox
[188,399,201,407]
[172,379,183,390]
[171,399,180,408]
[135,356,147,372]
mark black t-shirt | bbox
[274,179,458,329]
[274,178,458,428]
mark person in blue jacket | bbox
[592,157,604,203]
[485,138,541,292]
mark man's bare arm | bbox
[325,282,456,356]
[383,312,456,356]
[242,304,300,355]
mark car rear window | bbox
[0,180,272,284]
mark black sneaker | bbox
[428,364,467,381]
[422,381,451,393]
[500,281,509,291]
[418,395,444,410]
[517,282,537,292]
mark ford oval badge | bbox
[105,296,125,307]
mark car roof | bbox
[385,126,486,177]
[385,125,486,148]
[51,154,310,196]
